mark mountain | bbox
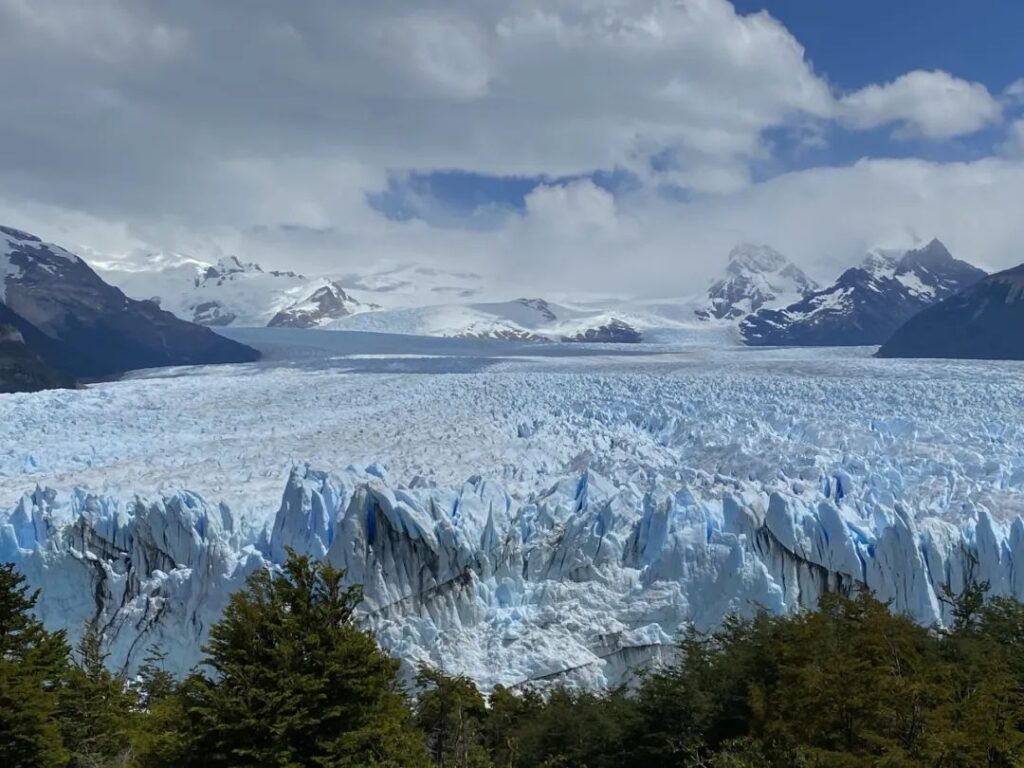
[0,226,258,382]
[94,251,372,328]
[268,281,364,328]
[694,243,818,321]
[740,239,987,346]
[0,320,74,393]
[328,297,644,342]
[334,264,487,306]
[879,263,1024,360]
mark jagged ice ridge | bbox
[3,334,1024,689]
[4,459,1021,690]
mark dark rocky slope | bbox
[879,263,1024,360]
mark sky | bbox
[1,0,1023,295]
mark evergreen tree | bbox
[0,562,70,768]
[135,647,177,709]
[513,686,635,768]
[182,549,428,767]
[414,666,491,768]
[58,621,136,767]
[483,685,534,768]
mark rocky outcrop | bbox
[695,244,818,321]
[268,282,363,328]
[879,263,1024,360]
[742,240,987,347]
[1,225,259,379]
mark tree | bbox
[181,550,428,767]
[503,686,635,768]
[58,621,136,767]
[0,562,70,768]
[414,666,491,768]
[483,685,533,768]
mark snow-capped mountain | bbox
[741,239,987,346]
[268,282,365,328]
[879,262,1024,360]
[92,248,725,343]
[334,264,487,306]
[0,226,258,384]
[694,243,819,321]
[327,297,645,343]
[94,252,370,328]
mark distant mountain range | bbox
[95,252,653,343]
[0,226,258,393]
[13,229,1013,369]
[879,263,1024,360]
[94,252,369,328]
[738,239,987,347]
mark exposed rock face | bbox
[696,244,818,321]
[563,319,643,343]
[0,319,74,393]
[456,328,547,342]
[191,300,238,327]
[741,240,987,347]
[1,225,259,379]
[516,298,557,322]
[879,263,1024,360]
[268,282,362,328]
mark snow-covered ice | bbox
[2,328,1024,688]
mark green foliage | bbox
[59,621,136,767]
[414,666,491,768]
[0,563,70,768]
[8,556,1024,768]
[178,549,429,767]
[512,686,636,768]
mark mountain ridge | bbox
[879,262,1024,360]
[740,239,987,347]
[0,225,259,389]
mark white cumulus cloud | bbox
[838,70,1002,139]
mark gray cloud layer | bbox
[1,0,1022,294]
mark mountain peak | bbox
[900,238,954,269]
[697,244,817,321]
[726,243,787,275]
[0,225,42,245]
[267,280,362,328]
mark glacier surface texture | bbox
[2,330,1024,689]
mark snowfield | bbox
[3,328,1024,688]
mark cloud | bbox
[837,70,1003,139]
[372,14,492,101]
[0,0,1021,299]
[0,0,835,217]
[1001,120,1024,158]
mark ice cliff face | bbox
[3,462,1017,689]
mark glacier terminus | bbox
[3,329,1023,689]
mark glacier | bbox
[2,330,1024,688]
[3,459,1022,689]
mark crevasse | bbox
[0,463,1014,689]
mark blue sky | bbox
[731,1,1023,91]
[371,1,1024,224]
[3,1,1024,291]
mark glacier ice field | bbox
[3,327,1024,688]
